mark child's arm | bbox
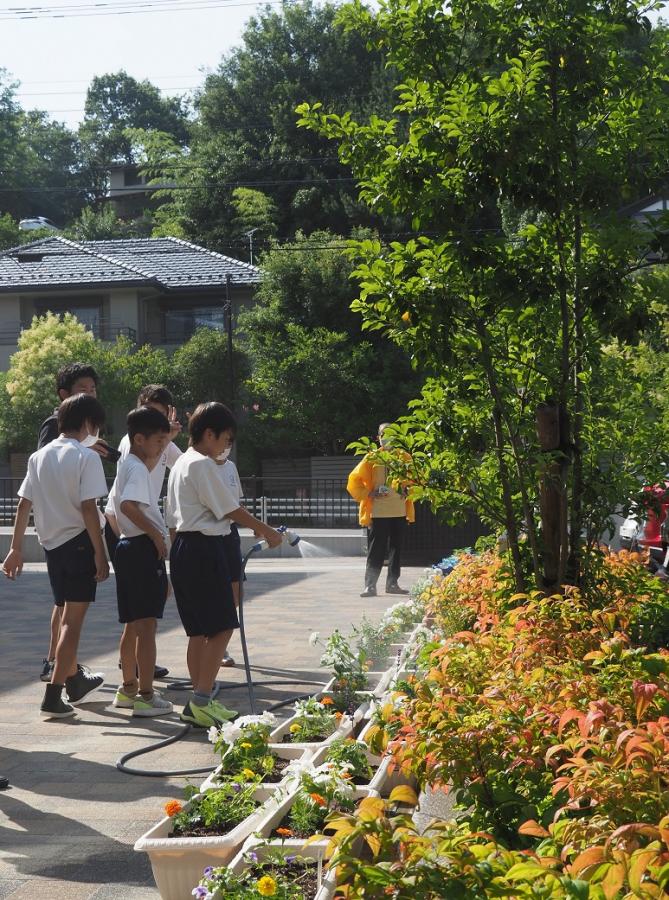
[120,500,168,559]
[81,499,109,582]
[105,512,121,538]
[1,497,32,579]
[227,506,282,548]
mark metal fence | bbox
[0,475,359,528]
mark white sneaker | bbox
[221,652,236,667]
[133,692,173,717]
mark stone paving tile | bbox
[0,557,424,898]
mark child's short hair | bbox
[57,394,105,433]
[137,384,173,409]
[128,406,171,443]
[188,402,237,444]
[56,363,99,397]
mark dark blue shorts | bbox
[221,524,242,583]
[114,534,168,624]
[45,530,97,607]
[170,532,239,638]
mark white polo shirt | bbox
[109,453,168,539]
[118,433,182,502]
[166,447,239,536]
[19,437,108,551]
[216,458,242,505]
[104,434,182,517]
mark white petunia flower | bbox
[309,631,320,646]
[207,726,220,744]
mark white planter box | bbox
[134,784,285,900]
[228,837,337,900]
[368,755,418,798]
[200,744,311,792]
[269,712,353,754]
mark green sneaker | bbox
[180,701,221,728]
[133,693,174,718]
[112,688,137,709]
[208,699,238,721]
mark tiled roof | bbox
[0,236,260,292]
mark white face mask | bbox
[217,447,231,462]
[81,430,99,448]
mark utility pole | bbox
[225,274,235,412]
[245,227,260,266]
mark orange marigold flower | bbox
[320,696,334,706]
[276,827,293,836]
[309,792,327,807]
[164,800,182,817]
[334,711,344,721]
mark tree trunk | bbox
[536,402,570,591]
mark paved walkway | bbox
[0,557,425,899]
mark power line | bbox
[0,0,290,19]
[16,87,199,96]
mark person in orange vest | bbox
[347,423,415,598]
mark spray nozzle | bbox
[251,525,301,554]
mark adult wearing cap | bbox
[347,423,414,598]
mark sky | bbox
[1,0,280,128]
[0,1,666,131]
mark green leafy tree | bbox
[230,188,278,258]
[0,213,19,249]
[79,71,189,172]
[170,326,249,413]
[0,312,170,452]
[166,1,397,248]
[239,231,419,458]
[299,0,669,590]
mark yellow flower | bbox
[289,723,302,733]
[401,311,411,324]
[242,768,256,779]
[240,742,252,748]
[256,875,277,896]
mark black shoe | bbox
[0,776,9,790]
[118,661,169,679]
[41,684,76,719]
[360,586,377,597]
[65,667,104,705]
[386,583,409,594]
[40,658,55,682]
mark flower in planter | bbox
[170,778,261,838]
[164,800,182,817]
[324,737,374,784]
[287,697,339,743]
[208,713,280,782]
[281,762,356,837]
[192,845,328,899]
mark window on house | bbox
[163,306,225,341]
[35,303,102,334]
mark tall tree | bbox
[300,0,669,591]
[239,231,420,458]
[171,1,397,248]
[79,71,189,175]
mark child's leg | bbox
[193,630,233,695]
[47,605,63,660]
[231,582,239,609]
[187,635,205,688]
[119,622,139,693]
[134,618,157,695]
[51,602,89,685]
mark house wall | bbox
[0,293,20,370]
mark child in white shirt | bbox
[2,394,109,719]
[108,407,174,718]
[166,401,282,729]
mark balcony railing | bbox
[0,320,136,345]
